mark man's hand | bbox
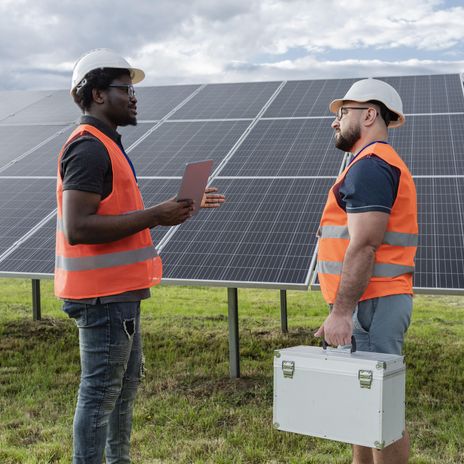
[315,311,353,346]
[201,187,225,208]
[153,197,194,226]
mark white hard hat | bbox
[70,48,145,95]
[329,78,405,128]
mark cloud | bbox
[1,0,463,90]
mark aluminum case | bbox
[273,345,406,449]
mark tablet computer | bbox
[177,159,214,215]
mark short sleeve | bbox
[338,156,400,214]
[60,136,111,196]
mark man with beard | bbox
[315,78,417,464]
[55,49,224,463]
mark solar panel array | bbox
[0,74,463,293]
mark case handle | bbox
[322,335,357,353]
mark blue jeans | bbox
[64,301,144,464]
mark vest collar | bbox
[349,140,389,165]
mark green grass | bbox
[0,279,463,463]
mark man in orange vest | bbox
[56,49,224,463]
[315,78,418,464]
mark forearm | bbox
[65,206,162,245]
[332,243,376,315]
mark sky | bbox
[0,0,463,91]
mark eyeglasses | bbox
[108,84,136,98]
[336,106,372,121]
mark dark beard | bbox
[117,115,137,127]
[335,125,360,152]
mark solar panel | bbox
[135,85,200,120]
[381,74,464,114]
[1,127,74,176]
[264,74,464,118]
[414,177,464,291]
[169,82,281,120]
[128,120,250,176]
[219,118,342,177]
[0,90,50,121]
[1,123,158,177]
[2,90,81,124]
[0,125,69,170]
[1,73,463,295]
[138,178,183,245]
[0,178,56,258]
[0,215,56,276]
[113,123,156,150]
[389,114,464,176]
[263,78,358,118]
[0,179,182,276]
[160,177,333,288]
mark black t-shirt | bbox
[60,115,150,303]
[337,143,401,214]
[60,115,118,199]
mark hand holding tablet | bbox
[177,160,224,215]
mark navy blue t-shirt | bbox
[337,143,400,214]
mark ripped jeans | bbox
[63,301,144,464]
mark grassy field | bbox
[0,278,463,463]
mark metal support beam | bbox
[280,289,288,333]
[32,279,41,321]
[227,287,240,378]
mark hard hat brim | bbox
[329,98,405,128]
[130,68,145,85]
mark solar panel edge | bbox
[160,277,310,290]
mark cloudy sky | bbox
[1,0,463,91]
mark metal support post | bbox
[227,287,240,378]
[280,289,288,333]
[32,279,41,321]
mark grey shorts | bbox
[352,294,412,355]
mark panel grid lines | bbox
[0,73,463,291]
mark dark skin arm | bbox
[63,190,194,245]
[315,211,389,346]
[63,187,225,245]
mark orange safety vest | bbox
[54,124,162,299]
[317,142,418,304]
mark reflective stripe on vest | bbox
[56,245,158,272]
[317,260,415,277]
[319,225,418,247]
[317,142,418,303]
[55,124,162,299]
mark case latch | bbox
[358,370,373,389]
[282,360,295,379]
